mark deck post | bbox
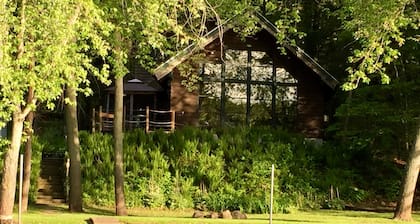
[98,106,103,132]
[92,108,96,132]
[171,110,175,131]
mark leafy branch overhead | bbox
[0,0,111,127]
[340,0,419,90]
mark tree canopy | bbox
[0,0,111,127]
[340,0,418,90]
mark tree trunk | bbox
[21,111,34,212]
[22,86,35,212]
[64,86,83,212]
[114,76,127,216]
[393,127,420,221]
[0,0,28,221]
[0,113,25,224]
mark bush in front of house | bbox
[75,126,403,213]
[78,127,325,213]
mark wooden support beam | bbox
[246,47,251,126]
[271,65,277,125]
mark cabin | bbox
[94,12,338,138]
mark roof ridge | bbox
[153,12,339,89]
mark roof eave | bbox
[153,12,339,89]
[154,24,233,80]
[254,12,339,89]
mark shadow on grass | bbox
[29,203,114,216]
[315,208,394,219]
[30,203,68,213]
[249,217,321,223]
[83,205,115,216]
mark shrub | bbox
[76,126,400,212]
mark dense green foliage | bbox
[75,127,402,213]
[0,0,111,127]
[0,135,42,203]
[339,0,418,90]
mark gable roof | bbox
[153,12,339,89]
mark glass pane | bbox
[225,49,247,80]
[252,51,273,66]
[252,65,272,81]
[225,83,247,103]
[225,65,247,80]
[200,81,221,127]
[250,84,272,125]
[277,86,297,103]
[276,67,297,83]
[225,83,246,125]
[203,63,222,80]
[252,51,273,82]
[201,81,221,98]
[199,97,220,127]
[275,86,297,128]
[225,49,248,66]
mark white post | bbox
[19,154,23,224]
[270,164,274,224]
[66,158,70,202]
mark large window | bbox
[199,49,297,128]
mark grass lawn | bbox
[14,204,420,224]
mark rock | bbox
[221,210,232,219]
[209,212,219,219]
[192,210,205,218]
[231,210,247,219]
[204,212,219,218]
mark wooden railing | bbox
[92,106,175,133]
[92,106,114,132]
[145,107,176,133]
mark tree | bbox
[0,1,110,221]
[21,88,34,213]
[64,85,83,212]
[339,0,418,220]
[392,30,420,220]
[113,74,127,215]
[395,129,420,220]
[59,2,110,213]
